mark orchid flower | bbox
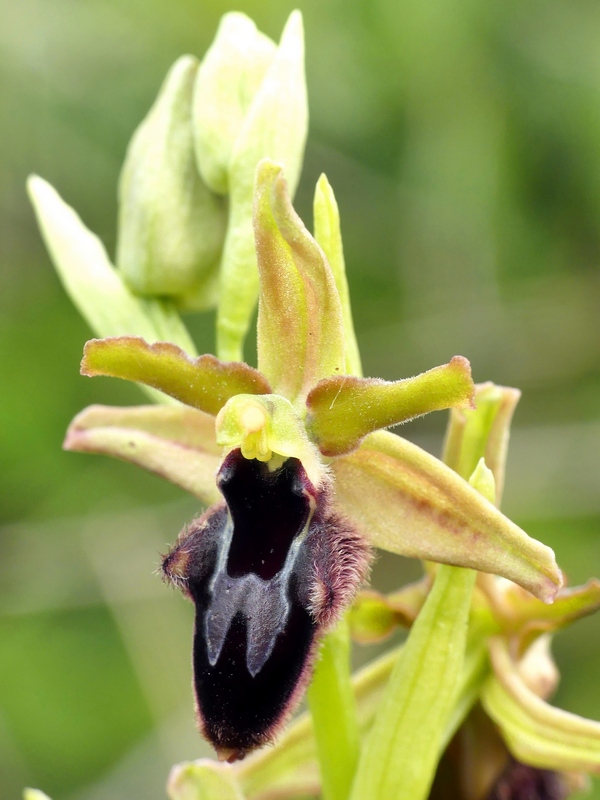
[37,160,561,763]
[159,383,600,800]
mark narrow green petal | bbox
[193,13,276,195]
[27,176,196,352]
[254,160,345,405]
[168,760,244,800]
[350,565,476,800]
[81,336,271,414]
[116,56,227,301]
[442,382,521,505]
[64,404,222,505]
[307,356,474,456]
[332,430,562,602]
[482,637,600,773]
[313,174,362,377]
[308,617,360,800]
[216,11,308,361]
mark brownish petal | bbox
[307,356,475,456]
[81,336,271,414]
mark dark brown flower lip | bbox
[162,448,370,757]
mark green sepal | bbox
[482,636,600,773]
[193,13,276,195]
[307,356,475,456]
[443,382,521,505]
[168,760,244,800]
[216,11,308,361]
[254,160,345,405]
[81,336,271,414]
[27,176,196,353]
[215,393,325,487]
[350,564,476,800]
[313,174,362,377]
[332,430,562,602]
[116,56,226,303]
[63,404,222,505]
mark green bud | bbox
[116,55,227,304]
[193,13,276,195]
[214,10,309,362]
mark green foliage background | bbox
[2,0,600,797]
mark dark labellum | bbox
[162,449,369,761]
[487,759,567,800]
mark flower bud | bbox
[200,11,308,361]
[116,56,227,304]
[193,13,276,195]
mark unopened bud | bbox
[117,55,226,303]
[193,13,276,195]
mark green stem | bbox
[307,616,360,800]
[350,565,476,800]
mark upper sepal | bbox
[307,356,475,456]
[254,160,346,405]
[332,430,562,603]
[80,336,271,414]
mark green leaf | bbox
[307,356,474,456]
[168,760,244,800]
[308,617,360,800]
[350,564,476,800]
[81,336,271,414]
[482,637,600,773]
[216,11,308,362]
[254,160,345,405]
[332,430,562,602]
[116,55,227,303]
[313,174,362,377]
[442,382,521,505]
[193,13,276,195]
[63,404,222,505]
[27,176,196,352]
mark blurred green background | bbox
[2,0,600,797]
